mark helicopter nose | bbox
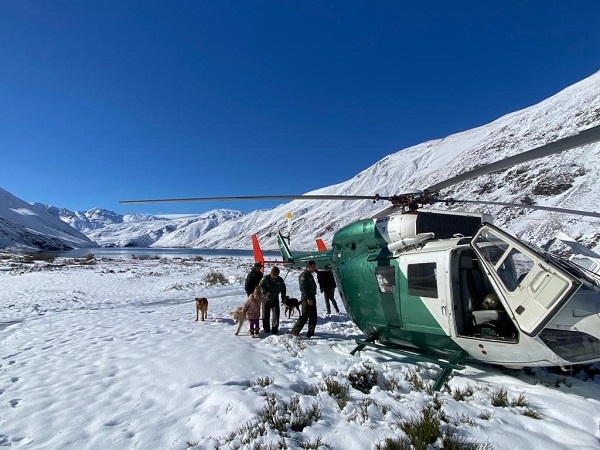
[546,290,600,335]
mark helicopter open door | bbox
[470,224,581,337]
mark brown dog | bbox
[195,297,208,321]
[282,296,300,318]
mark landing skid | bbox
[351,335,467,391]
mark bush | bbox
[256,376,274,387]
[256,393,322,434]
[347,363,378,394]
[386,404,492,450]
[202,270,228,285]
[452,385,474,401]
[321,377,350,410]
[23,252,55,262]
[490,387,509,407]
[131,254,160,260]
[403,369,432,393]
[523,409,543,419]
[400,405,441,449]
[374,437,413,450]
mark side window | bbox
[407,263,438,298]
[375,266,396,293]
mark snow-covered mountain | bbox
[187,70,600,251]
[1,197,246,249]
[38,206,246,248]
[0,190,246,249]
[37,206,126,231]
[3,70,600,252]
[0,188,97,250]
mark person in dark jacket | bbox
[291,261,318,338]
[245,262,263,296]
[258,266,286,334]
[316,268,340,315]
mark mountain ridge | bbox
[186,70,600,251]
[0,187,97,250]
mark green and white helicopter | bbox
[122,124,600,389]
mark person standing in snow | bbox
[242,286,263,337]
[316,268,340,315]
[291,261,318,338]
[244,262,263,296]
[258,266,286,334]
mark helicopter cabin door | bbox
[471,224,580,336]
[396,252,450,336]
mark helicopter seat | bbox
[459,255,476,332]
[471,309,507,325]
[459,254,498,332]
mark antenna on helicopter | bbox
[284,212,293,246]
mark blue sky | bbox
[1,1,599,216]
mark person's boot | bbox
[332,300,340,314]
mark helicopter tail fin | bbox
[316,238,327,251]
[277,231,294,263]
[251,234,265,269]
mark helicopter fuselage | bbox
[283,209,600,369]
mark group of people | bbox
[242,260,340,338]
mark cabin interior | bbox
[454,249,518,341]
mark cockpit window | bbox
[473,230,534,292]
[539,329,600,363]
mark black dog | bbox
[282,296,300,318]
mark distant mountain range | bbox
[49,207,245,248]
[2,70,600,252]
[0,187,96,250]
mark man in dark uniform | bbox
[245,262,263,296]
[259,266,286,334]
[291,260,318,338]
[316,268,340,315]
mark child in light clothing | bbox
[243,286,263,337]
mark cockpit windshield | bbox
[474,228,599,290]
[471,223,582,336]
[536,246,600,287]
[472,230,535,292]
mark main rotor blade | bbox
[120,194,382,205]
[439,198,600,219]
[426,124,600,193]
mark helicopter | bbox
[121,124,600,389]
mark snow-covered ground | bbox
[1,254,600,449]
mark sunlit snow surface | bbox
[2,254,600,449]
